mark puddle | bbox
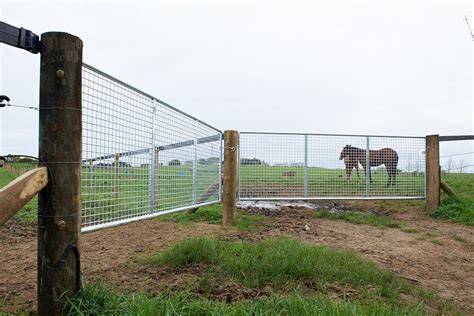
[237,200,354,213]
[237,200,316,210]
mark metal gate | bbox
[81,64,222,232]
[238,132,425,200]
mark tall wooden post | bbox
[223,130,238,226]
[38,32,83,316]
[426,135,440,213]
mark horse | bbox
[339,145,399,187]
[343,155,360,182]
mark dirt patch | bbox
[233,205,474,313]
[0,219,225,314]
[1,203,473,313]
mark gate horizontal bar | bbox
[239,131,424,139]
[81,200,219,233]
[239,197,425,201]
[83,133,221,162]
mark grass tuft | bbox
[65,283,438,316]
[432,196,474,226]
[160,204,268,232]
[148,238,414,301]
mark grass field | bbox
[432,173,474,225]
[239,165,425,198]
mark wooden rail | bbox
[0,167,48,225]
[439,135,474,142]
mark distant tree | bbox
[241,158,262,165]
[206,157,220,164]
[458,159,465,173]
[198,158,207,165]
[445,158,455,173]
[169,159,181,166]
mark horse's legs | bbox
[386,173,392,187]
[345,164,352,181]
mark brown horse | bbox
[339,145,399,187]
[343,156,360,181]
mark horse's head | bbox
[339,145,352,160]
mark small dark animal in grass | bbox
[339,145,399,187]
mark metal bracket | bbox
[0,21,40,54]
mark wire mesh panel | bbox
[82,64,222,232]
[239,132,425,200]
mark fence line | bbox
[238,132,426,200]
[440,152,474,158]
[81,64,222,232]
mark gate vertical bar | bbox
[304,134,308,198]
[192,119,197,205]
[38,32,83,316]
[149,101,156,213]
[114,153,120,218]
[365,136,370,197]
[89,159,93,215]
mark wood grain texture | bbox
[0,167,48,225]
[37,32,83,316]
[426,135,440,213]
[223,130,238,226]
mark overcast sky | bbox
[0,1,472,170]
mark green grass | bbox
[126,238,457,314]
[431,173,474,225]
[148,238,402,292]
[313,210,402,229]
[160,204,268,232]
[65,283,439,316]
[432,196,474,226]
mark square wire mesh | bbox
[238,132,425,200]
[81,64,222,232]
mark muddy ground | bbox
[0,202,473,314]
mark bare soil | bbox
[0,202,473,314]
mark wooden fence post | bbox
[223,130,238,226]
[426,135,440,213]
[38,32,83,316]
